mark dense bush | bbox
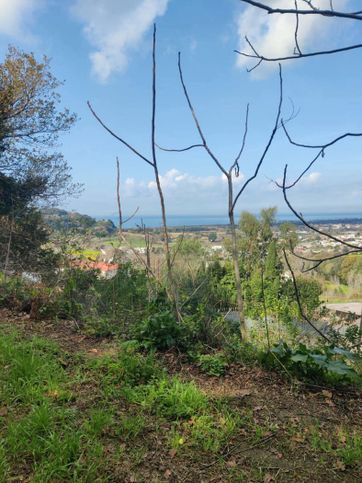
[134,310,185,350]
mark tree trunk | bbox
[228,177,247,340]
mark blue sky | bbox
[0,0,361,218]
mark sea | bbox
[96,213,362,229]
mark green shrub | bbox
[0,274,34,310]
[196,353,228,376]
[134,310,186,350]
[224,335,261,366]
[57,268,99,320]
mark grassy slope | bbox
[0,312,361,482]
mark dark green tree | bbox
[0,47,78,273]
[0,46,79,202]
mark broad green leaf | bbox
[290,354,308,363]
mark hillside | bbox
[41,208,117,237]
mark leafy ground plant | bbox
[196,353,228,376]
[267,341,361,383]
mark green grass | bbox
[1,324,361,482]
[0,330,106,481]
[184,411,241,452]
[310,426,362,467]
[0,332,66,405]
[0,329,210,480]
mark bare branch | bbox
[177,52,228,177]
[230,103,249,177]
[294,0,303,56]
[232,64,283,211]
[236,1,362,69]
[235,42,362,64]
[122,206,140,226]
[282,121,362,149]
[292,248,361,272]
[156,142,204,152]
[283,248,331,342]
[281,165,362,251]
[276,148,324,190]
[239,0,362,20]
[87,101,154,167]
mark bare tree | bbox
[88,25,179,317]
[237,0,362,72]
[276,130,362,268]
[158,54,283,340]
[238,0,362,342]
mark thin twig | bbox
[281,165,362,251]
[116,157,123,231]
[294,0,303,56]
[283,248,331,342]
[230,103,249,177]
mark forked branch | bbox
[236,1,362,70]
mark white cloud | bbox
[236,0,350,75]
[303,171,321,185]
[122,168,246,213]
[146,168,245,192]
[0,0,42,38]
[72,0,170,82]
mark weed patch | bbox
[127,377,208,419]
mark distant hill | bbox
[41,208,117,237]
